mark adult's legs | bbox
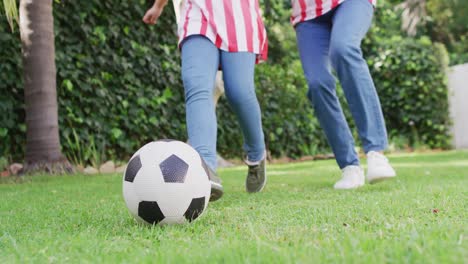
[295,16,359,169]
[330,0,388,153]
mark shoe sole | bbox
[210,182,224,202]
[334,183,365,190]
[368,175,396,184]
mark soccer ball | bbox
[122,140,211,225]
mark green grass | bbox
[1,151,467,263]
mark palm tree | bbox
[3,0,72,174]
[3,0,18,31]
[398,0,427,36]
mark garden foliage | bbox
[0,0,451,163]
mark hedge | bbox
[217,61,329,159]
[362,5,451,148]
[0,0,451,164]
[1,0,185,162]
[0,12,23,158]
[367,38,451,148]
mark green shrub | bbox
[53,1,187,163]
[0,0,452,164]
[0,1,23,158]
[362,3,451,149]
[1,0,325,162]
[217,61,329,159]
[1,0,186,162]
[367,37,451,148]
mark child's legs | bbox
[181,35,219,170]
[330,0,388,152]
[296,19,359,169]
[220,51,265,162]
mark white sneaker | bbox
[366,151,396,184]
[334,165,365,190]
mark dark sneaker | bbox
[202,160,224,202]
[245,157,267,193]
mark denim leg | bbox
[220,51,265,162]
[330,0,388,153]
[296,20,359,169]
[181,35,219,170]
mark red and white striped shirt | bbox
[290,0,377,26]
[177,0,268,62]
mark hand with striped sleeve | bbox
[143,0,168,25]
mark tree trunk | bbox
[19,0,72,174]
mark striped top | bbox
[290,0,377,26]
[177,0,268,62]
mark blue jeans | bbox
[181,35,265,171]
[295,0,388,169]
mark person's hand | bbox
[142,5,164,25]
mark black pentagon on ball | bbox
[159,154,189,183]
[124,155,142,182]
[138,201,165,224]
[184,197,206,222]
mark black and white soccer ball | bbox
[122,140,211,225]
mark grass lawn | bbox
[1,151,467,263]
